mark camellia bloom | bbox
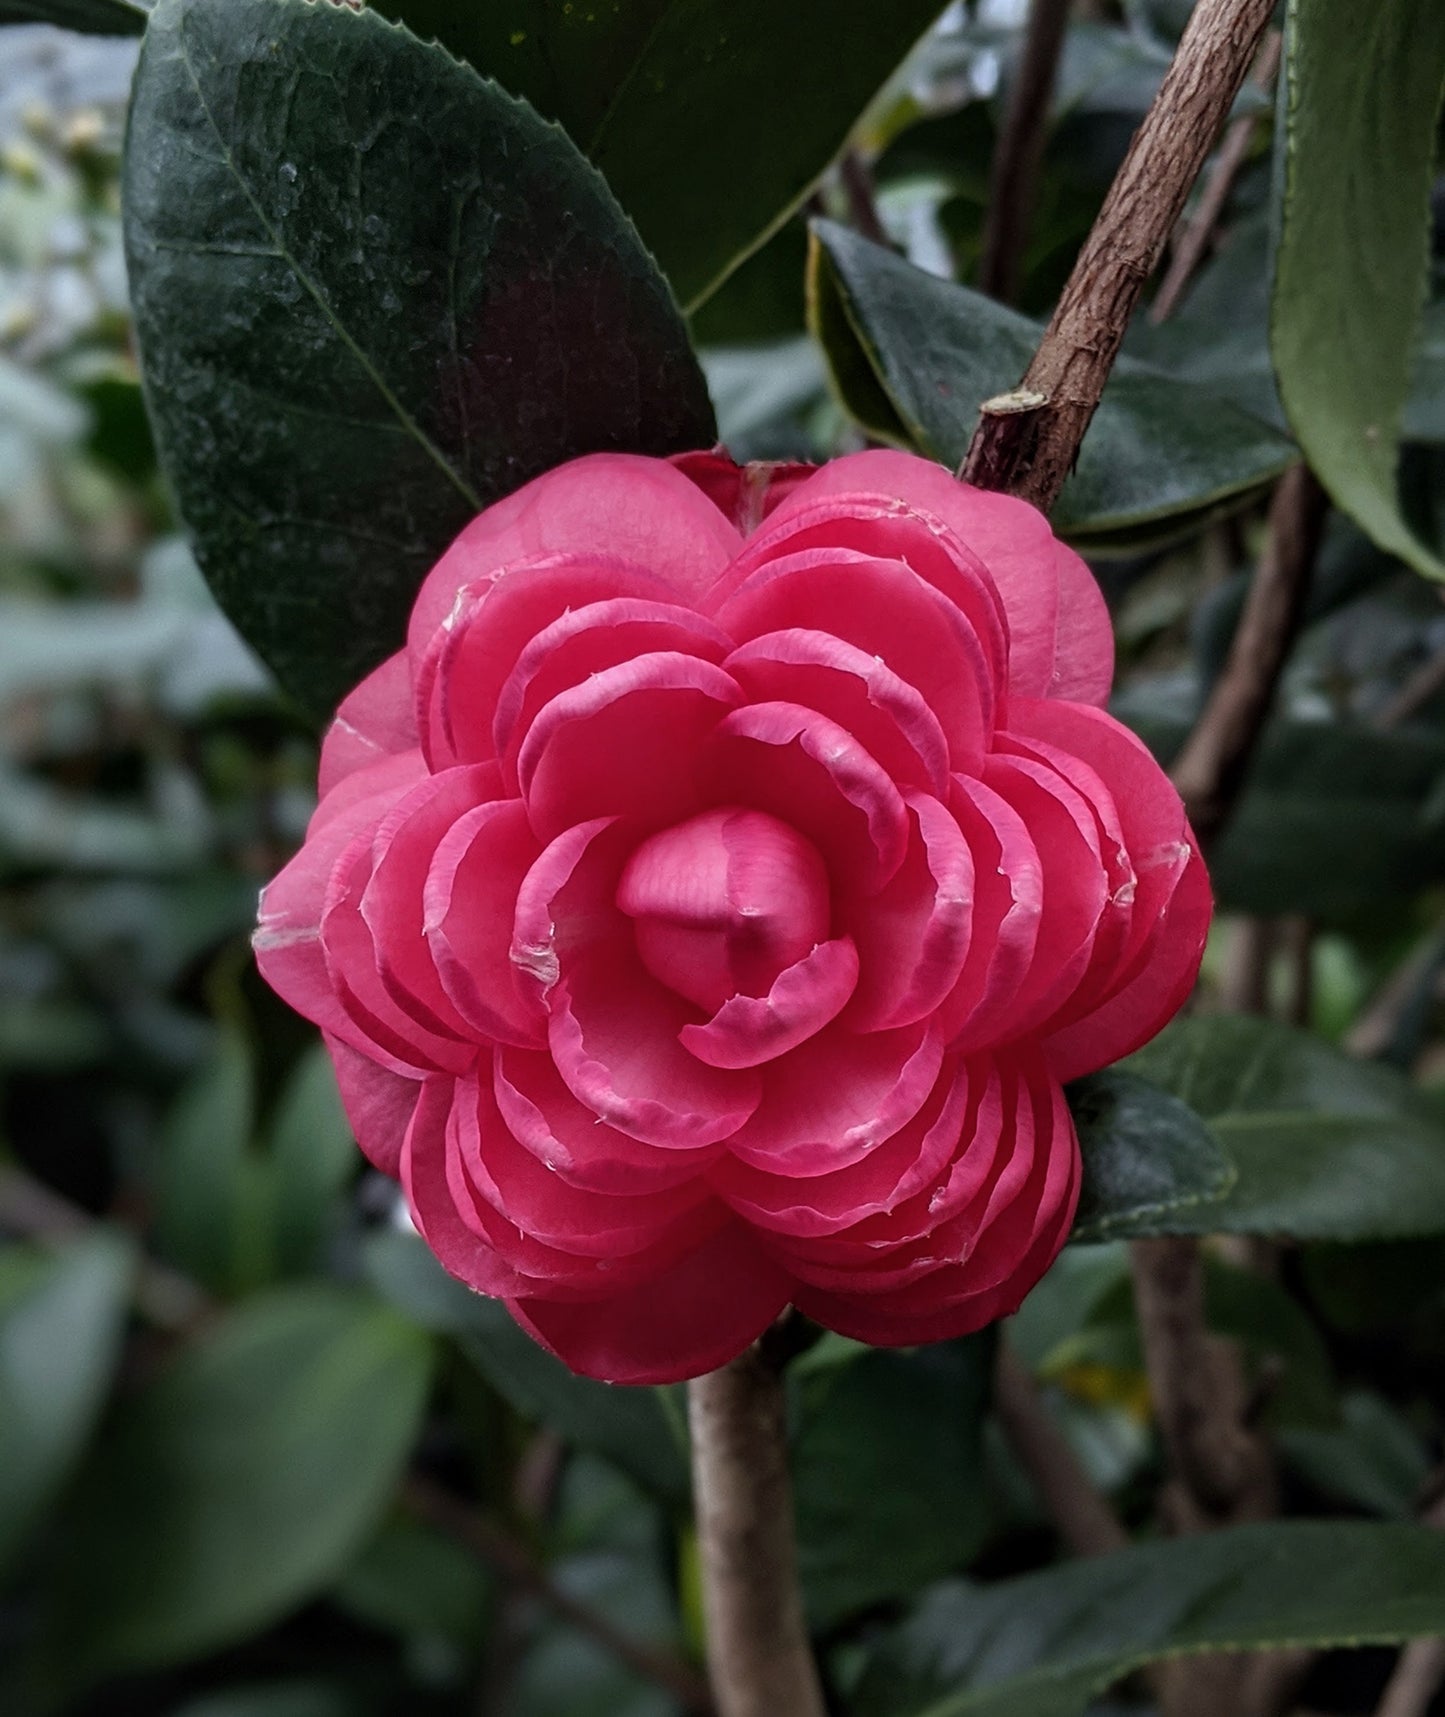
[255,448,1209,1383]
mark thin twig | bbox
[1149,29,1282,324]
[689,1340,826,1717]
[1170,465,1330,851]
[837,150,890,249]
[0,1161,710,1711]
[1375,642,1445,730]
[406,1475,715,1716]
[961,0,1277,509]
[995,1343,1129,1557]
[979,0,1073,304]
[1374,1639,1445,1717]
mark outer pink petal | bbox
[508,1221,792,1385]
[324,1034,420,1177]
[424,799,546,1046]
[1045,844,1211,1083]
[408,453,743,654]
[670,449,815,533]
[725,629,950,795]
[253,752,426,1048]
[758,450,1113,704]
[517,651,741,843]
[317,652,418,796]
[680,937,860,1069]
[549,950,762,1148]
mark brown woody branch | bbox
[961,0,1277,508]
[689,1340,826,1717]
[1149,29,1282,325]
[1170,465,1329,850]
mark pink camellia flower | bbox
[255,448,1209,1384]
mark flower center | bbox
[616,807,832,1014]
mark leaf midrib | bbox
[172,1,483,514]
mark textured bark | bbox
[962,0,1277,508]
[689,1344,826,1717]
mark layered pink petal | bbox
[714,1056,970,1237]
[362,765,507,1043]
[712,547,996,772]
[451,1071,713,1257]
[549,950,762,1148]
[940,774,1043,1050]
[724,1019,945,1174]
[847,793,974,1032]
[1045,842,1211,1082]
[494,1046,721,1194]
[408,453,743,653]
[759,450,1113,704]
[321,829,476,1076]
[416,555,682,770]
[509,1220,792,1385]
[494,598,732,781]
[518,652,741,842]
[725,629,950,794]
[703,701,908,895]
[617,807,832,1013]
[254,752,426,1048]
[424,799,546,1046]
[681,937,860,1069]
[510,818,633,1010]
[325,1034,420,1176]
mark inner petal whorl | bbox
[616,807,831,1013]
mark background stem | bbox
[961,0,1277,507]
[689,1342,826,1717]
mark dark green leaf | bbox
[122,0,714,714]
[793,1338,992,1630]
[44,1286,432,1679]
[333,1514,492,1649]
[369,0,947,312]
[1281,1391,1432,1516]
[1270,0,1445,578]
[363,1231,689,1506]
[154,1028,271,1296]
[0,1233,134,1579]
[0,0,144,34]
[1067,1069,1234,1242]
[1123,1015,1445,1241]
[853,1521,1445,1717]
[1116,696,1445,918]
[268,1042,356,1276]
[809,220,1295,541]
